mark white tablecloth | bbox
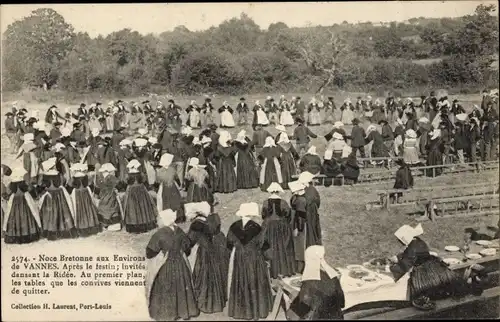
[282,267,410,310]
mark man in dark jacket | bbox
[482,101,499,161]
[292,117,318,156]
[350,118,366,158]
[4,112,18,153]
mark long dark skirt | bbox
[123,184,157,233]
[192,244,227,313]
[425,150,443,177]
[73,188,102,237]
[159,183,184,218]
[149,254,200,320]
[280,152,297,189]
[3,195,41,244]
[216,159,237,193]
[236,152,259,189]
[97,190,122,227]
[260,159,281,192]
[409,256,470,301]
[262,217,296,278]
[186,182,214,205]
[40,188,78,240]
[228,246,273,320]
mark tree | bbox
[3,8,75,89]
[268,22,288,33]
[296,27,350,94]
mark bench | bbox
[367,182,498,210]
[291,174,344,186]
[358,160,499,185]
[416,194,499,222]
[354,285,500,320]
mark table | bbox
[268,266,404,320]
[267,240,500,320]
[434,239,500,271]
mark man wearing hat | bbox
[350,118,367,160]
[294,96,306,122]
[323,96,337,124]
[293,117,318,157]
[45,105,64,125]
[482,101,499,161]
[201,97,214,126]
[4,112,18,154]
[71,122,86,143]
[236,97,249,125]
[267,98,280,125]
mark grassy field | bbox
[1,91,498,321]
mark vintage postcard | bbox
[1,2,499,321]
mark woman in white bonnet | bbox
[388,224,472,309]
[226,202,273,320]
[260,182,296,278]
[234,130,259,189]
[286,245,345,320]
[145,209,199,321]
[214,130,238,193]
[185,202,228,314]
[95,163,122,231]
[2,167,41,244]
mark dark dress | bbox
[122,173,157,233]
[146,226,199,321]
[95,174,122,228]
[389,237,470,301]
[39,174,78,240]
[258,146,282,192]
[234,140,259,189]
[187,214,229,313]
[417,124,431,157]
[185,167,214,205]
[390,164,414,200]
[299,154,323,175]
[214,145,237,193]
[68,176,102,237]
[321,159,342,187]
[425,137,443,177]
[278,142,299,189]
[156,167,184,219]
[287,271,345,320]
[342,155,360,184]
[290,193,322,271]
[261,197,296,278]
[227,219,273,320]
[366,131,390,158]
[2,182,41,244]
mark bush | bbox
[170,50,245,95]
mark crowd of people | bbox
[1,89,498,320]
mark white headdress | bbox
[301,245,326,281]
[277,132,290,144]
[267,182,284,193]
[119,139,132,146]
[288,181,306,194]
[263,136,276,148]
[405,129,417,139]
[138,128,148,136]
[324,149,333,160]
[236,202,260,218]
[10,167,27,183]
[159,153,174,169]
[333,121,344,129]
[394,224,424,246]
[157,209,177,228]
[148,137,158,145]
[332,132,343,140]
[306,146,318,156]
[275,124,286,132]
[218,130,232,147]
[188,157,205,168]
[23,133,34,142]
[236,130,247,144]
[134,138,148,148]
[298,171,315,184]
[185,202,211,221]
[99,163,116,173]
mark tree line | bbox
[2,5,498,96]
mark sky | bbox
[1,2,498,37]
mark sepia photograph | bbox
[0,1,499,321]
